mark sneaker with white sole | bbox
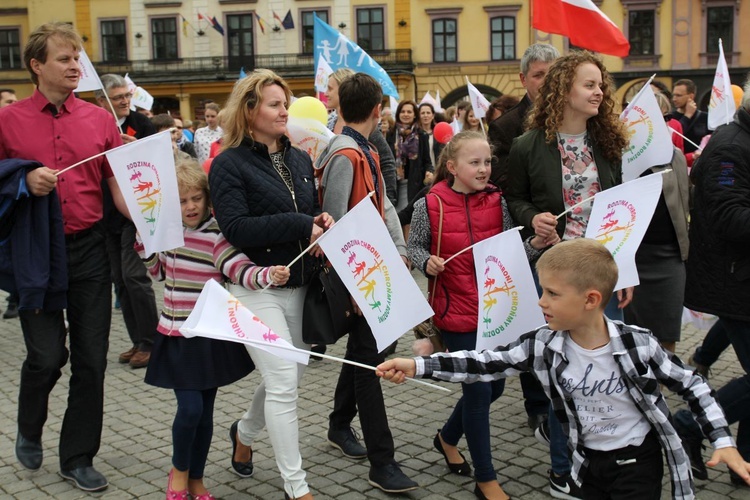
[549,469,582,500]
[535,419,551,445]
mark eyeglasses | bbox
[109,92,133,102]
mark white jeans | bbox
[229,284,310,498]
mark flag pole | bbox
[259,192,376,292]
[667,126,702,151]
[218,334,451,392]
[55,129,173,177]
[443,227,524,265]
[621,73,657,120]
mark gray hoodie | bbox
[315,134,406,256]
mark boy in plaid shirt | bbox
[378,238,750,499]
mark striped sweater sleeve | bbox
[212,231,272,290]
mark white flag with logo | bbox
[584,173,664,290]
[314,53,334,93]
[180,279,309,365]
[288,116,335,163]
[435,90,443,113]
[106,131,184,255]
[74,49,102,92]
[473,229,545,351]
[124,74,138,111]
[389,96,399,114]
[451,117,462,135]
[466,80,491,119]
[708,39,736,130]
[620,83,673,182]
[131,86,154,111]
[316,197,434,352]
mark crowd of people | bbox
[1,21,749,500]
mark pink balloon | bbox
[434,122,454,144]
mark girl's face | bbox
[565,62,603,121]
[399,104,415,126]
[325,77,340,110]
[251,84,289,146]
[180,187,207,228]
[466,110,480,129]
[447,139,492,194]
[204,109,218,129]
[419,106,434,127]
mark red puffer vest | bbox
[426,181,504,333]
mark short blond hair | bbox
[24,22,83,86]
[175,156,211,209]
[536,239,617,306]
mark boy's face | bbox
[537,270,591,331]
[180,187,207,228]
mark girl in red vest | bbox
[407,130,551,499]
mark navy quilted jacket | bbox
[209,136,320,287]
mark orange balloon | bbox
[731,85,744,108]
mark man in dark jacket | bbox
[676,83,750,486]
[488,43,559,191]
[671,79,709,154]
[96,74,159,369]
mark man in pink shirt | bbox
[0,22,127,492]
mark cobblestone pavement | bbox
[0,277,747,499]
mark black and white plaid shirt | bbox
[416,319,734,500]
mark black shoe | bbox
[683,434,707,480]
[368,462,418,493]
[527,413,548,431]
[535,420,551,445]
[3,301,18,319]
[310,344,326,361]
[549,470,582,500]
[59,465,108,492]
[328,427,367,459]
[229,420,254,477]
[15,433,42,471]
[433,430,471,476]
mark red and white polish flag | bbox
[533,0,630,57]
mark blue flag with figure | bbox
[313,13,399,99]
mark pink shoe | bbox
[191,493,216,500]
[166,469,189,500]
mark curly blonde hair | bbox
[526,51,627,162]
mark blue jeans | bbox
[691,320,731,367]
[675,317,750,462]
[440,330,506,482]
[173,388,217,479]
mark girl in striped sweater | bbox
[136,157,289,500]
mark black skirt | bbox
[145,333,255,391]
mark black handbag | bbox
[302,264,356,345]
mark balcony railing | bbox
[93,49,414,84]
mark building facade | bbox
[0,0,748,119]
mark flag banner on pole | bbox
[74,49,101,92]
[124,74,138,111]
[316,198,433,352]
[583,173,663,290]
[239,67,247,80]
[708,39,736,130]
[466,80,491,119]
[533,0,630,57]
[451,118,462,135]
[132,86,154,111]
[254,13,266,35]
[273,11,283,25]
[435,90,443,112]
[314,54,334,93]
[282,10,295,30]
[106,132,184,255]
[180,279,310,365]
[313,14,400,99]
[420,91,438,109]
[288,116,335,164]
[620,83,673,182]
[473,230,545,351]
[210,16,225,36]
[389,96,399,113]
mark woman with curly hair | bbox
[504,50,633,498]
